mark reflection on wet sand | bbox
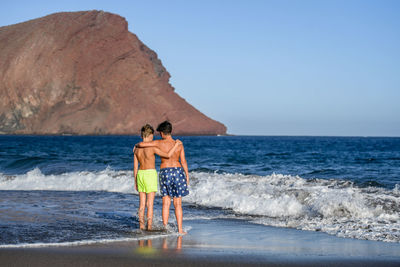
[136,239,156,256]
[162,235,182,251]
[134,235,183,257]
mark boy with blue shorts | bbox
[133,124,181,230]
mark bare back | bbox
[156,139,182,168]
[135,147,157,170]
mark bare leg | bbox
[146,192,155,230]
[173,197,186,234]
[138,192,146,230]
[162,196,171,227]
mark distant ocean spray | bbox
[0,136,399,246]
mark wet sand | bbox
[1,218,400,266]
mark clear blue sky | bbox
[2,0,400,136]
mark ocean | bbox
[0,135,399,247]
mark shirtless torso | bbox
[135,147,156,170]
[152,136,189,183]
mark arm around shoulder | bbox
[135,140,159,148]
[154,140,182,158]
[167,140,182,158]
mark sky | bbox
[1,0,400,136]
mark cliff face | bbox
[0,11,227,135]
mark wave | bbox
[186,172,400,243]
[1,168,399,243]
[0,168,134,193]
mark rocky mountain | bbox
[0,11,227,135]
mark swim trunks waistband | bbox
[138,169,157,172]
[160,167,183,171]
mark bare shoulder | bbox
[179,142,185,150]
[178,143,184,151]
[157,139,171,147]
[147,140,161,147]
[148,145,158,151]
[150,146,160,153]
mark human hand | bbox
[175,139,183,146]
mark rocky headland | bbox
[0,11,227,135]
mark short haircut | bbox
[141,124,154,138]
[156,121,172,135]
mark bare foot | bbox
[178,231,187,235]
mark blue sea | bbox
[0,135,399,247]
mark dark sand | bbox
[1,218,400,266]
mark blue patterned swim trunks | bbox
[159,167,189,198]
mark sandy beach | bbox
[1,218,399,266]
[1,136,400,266]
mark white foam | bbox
[0,168,135,193]
[186,172,304,218]
[186,172,400,243]
[0,234,178,248]
[0,224,192,248]
[0,169,399,242]
[394,184,400,194]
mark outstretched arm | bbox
[179,145,189,185]
[135,140,159,148]
[133,150,139,192]
[154,140,182,158]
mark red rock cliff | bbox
[0,11,227,135]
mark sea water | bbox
[0,135,399,246]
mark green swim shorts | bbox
[136,169,158,193]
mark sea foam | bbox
[0,169,399,242]
[187,172,400,243]
[0,168,134,193]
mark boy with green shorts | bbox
[133,124,181,230]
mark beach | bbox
[1,0,399,264]
[1,218,400,266]
[1,136,400,265]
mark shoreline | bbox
[1,218,399,266]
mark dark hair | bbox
[141,124,154,138]
[156,121,172,134]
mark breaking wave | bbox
[187,172,400,243]
[1,168,399,242]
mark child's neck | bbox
[162,135,173,140]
